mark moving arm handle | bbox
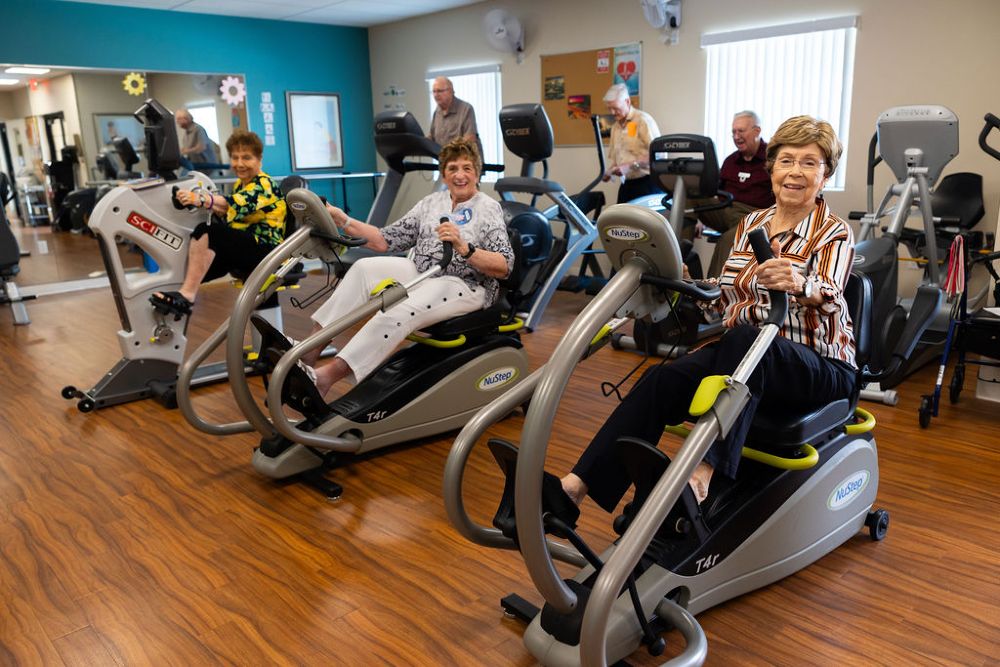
[747,228,789,326]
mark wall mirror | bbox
[0,64,248,289]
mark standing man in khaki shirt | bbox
[603,83,661,203]
[429,76,484,159]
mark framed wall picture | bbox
[286,92,343,170]
[94,113,145,151]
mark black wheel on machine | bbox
[610,332,624,350]
[949,364,965,404]
[865,508,889,541]
[61,385,78,399]
[918,396,932,428]
[77,398,95,413]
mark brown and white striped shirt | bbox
[710,200,857,368]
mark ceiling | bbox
[57,0,486,27]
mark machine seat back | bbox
[422,228,530,340]
[746,272,872,449]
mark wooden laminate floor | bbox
[0,278,997,666]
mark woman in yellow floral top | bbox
[151,128,287,316]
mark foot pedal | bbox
[616,437,709,541]
[487,439,580,542]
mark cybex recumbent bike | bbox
[444,202,940,665]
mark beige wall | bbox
[0,92,14,120]
[72,71,149,176]
[369,0,1000,241]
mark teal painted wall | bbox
[3,0,376,212]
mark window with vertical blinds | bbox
[427,65,502,182]
[702,17,858,190]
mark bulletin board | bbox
[540,42,642,147]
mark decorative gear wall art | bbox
[219,76,247,107]
[122,72,147,96]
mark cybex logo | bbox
[477,367,519,391]
[605,226,648,242]
[661,141,692,150]
[375,121,397,131]
[504,127,531,136]
[827,470,870,510]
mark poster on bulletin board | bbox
[540,42,642,146]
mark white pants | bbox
[311,256,486,381]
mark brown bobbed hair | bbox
[439,137,482,178]
[766,115,843,178]
[225,129,264,159]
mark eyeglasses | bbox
[432,88,450,94]
[773,157,826,173]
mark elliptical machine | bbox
[851,105,961,405]
[494,104,598,331]
[443,203,942,665]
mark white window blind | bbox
[427,65,502,182]
[702,17,857,190]
[188,102,220,144]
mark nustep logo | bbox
[605,226,648,242]
[827,470,870,510]
[476,367,519,391]
[127,211,182,249]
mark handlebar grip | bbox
[747,227,773,262]
[170,185,191,210]
[747,228,789,326]
[848,211,867,220]
[440,241,453,269]
[438,217,455,270]
[979,113,1000,161]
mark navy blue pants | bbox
[572,324,856,513]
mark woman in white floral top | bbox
[308,138,514,397]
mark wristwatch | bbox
[461,243,477,259]
[794,276,814,300]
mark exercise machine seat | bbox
[747,272,872,448]
[422,228,529,340]
[932,172,985,231]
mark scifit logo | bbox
[127,211,182,249]
[605,226,648,242]
[827,470,871,510]
[476,367,519,391]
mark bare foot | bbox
[688,461,714,504]
[561,473,588,505]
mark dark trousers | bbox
[191,221,276,282]
[572,324,856,512]
[617,175,661,204]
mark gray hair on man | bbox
[603,83,631,104]
[733,110,761,127]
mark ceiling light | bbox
[0,78,20,85]
[5,67,50,75]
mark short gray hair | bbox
[733,110,761,127]
[603,83,630,104]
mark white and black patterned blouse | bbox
[379,190,514,308]
[709,200,857,368]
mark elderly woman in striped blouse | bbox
[561,115,857,508]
